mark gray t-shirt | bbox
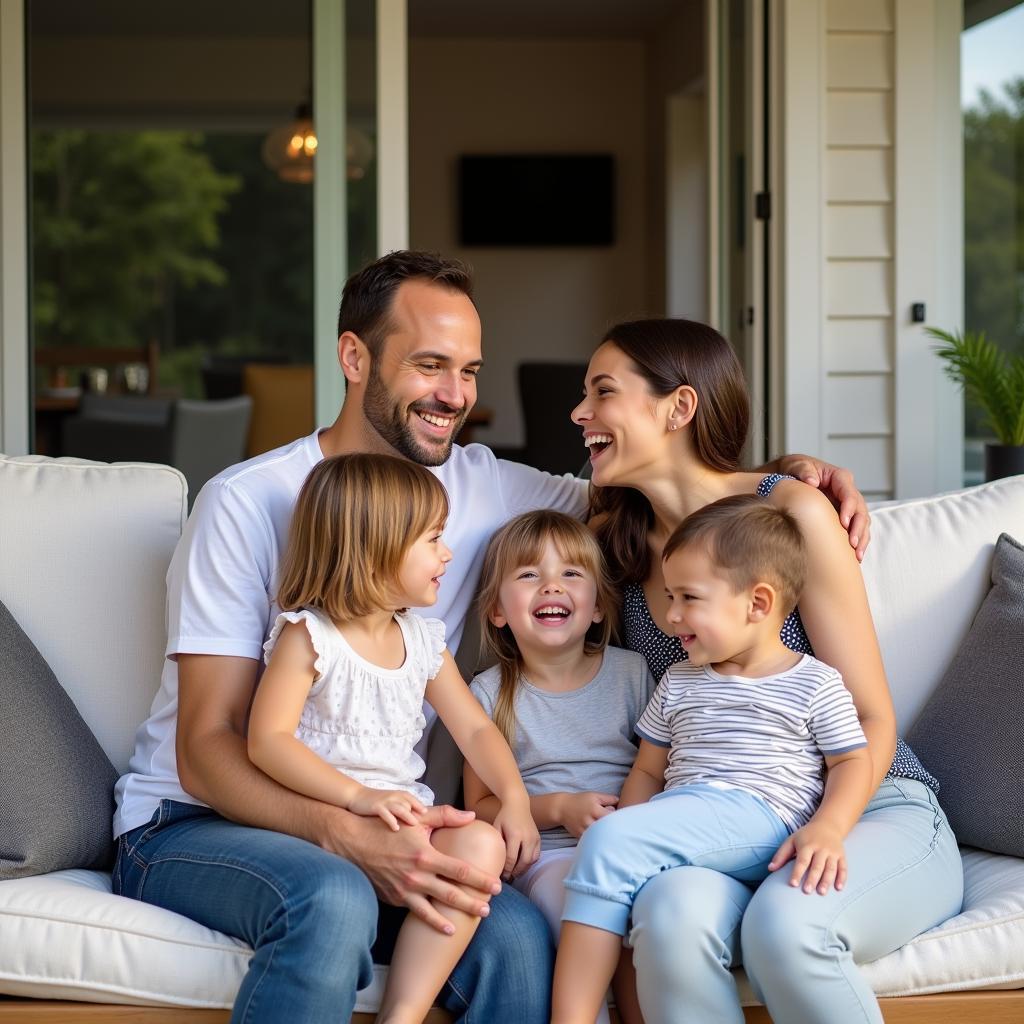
[470,646,656,850]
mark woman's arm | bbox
[768,455,871,560]
[771,481,897,788]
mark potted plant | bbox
[927,327,1024,481]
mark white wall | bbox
[408,38,648,448]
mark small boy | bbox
[551,494,872,1024]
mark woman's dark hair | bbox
[589,318,751,589]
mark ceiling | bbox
[29,0,687,40]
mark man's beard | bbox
[363,362,467,467]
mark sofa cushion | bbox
[907,533,1024,857]
[861,475,1024,732]
[0,456,186,772]
[857,848,1024,995]
[0,598,118,879]
[0,868,393,1009]
[2,852,1021,1007]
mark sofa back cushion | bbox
[862,474,1024,732]
[0,457,186,773]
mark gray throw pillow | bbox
[0,598,118,879]
[907,533,1024,857]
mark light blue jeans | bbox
[627,778,964,1024]
[562,785,790,936]
[114,800,554,1024]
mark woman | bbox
[571,319,962,1024]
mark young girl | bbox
[247,453,538,1024]
[463,509,656,1024]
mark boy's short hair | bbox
[663,494,807,615]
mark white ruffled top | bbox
[262,608,447,806]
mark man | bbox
[112,251,869,1023]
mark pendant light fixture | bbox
[262,100,318,184]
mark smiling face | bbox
[362,279,483,466]
[662,543,754,667]
[571,342,679,488]
[396,520,452,608]
[489,538,603,658]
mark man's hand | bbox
[331,804,502,934]
[493,799,541,880]
[561,791,618,839]
[775,455,871,561]
[348,786,426,831]
[768,820,847,895]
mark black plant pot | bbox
[984,444,1024,482]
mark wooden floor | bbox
[1,991,1023,1023]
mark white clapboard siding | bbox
[826,149,893,202]
[826,205,892,259]
[782,0,960,499]
[826,92,892,146]
[826,0,893,32]
[825,376,893,436]
[825,319,892,374]
[826,34,893,90]
[823,3,895,497]
[825,437,894,493]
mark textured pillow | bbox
[0,598,118,879]
[907,533,1024,857]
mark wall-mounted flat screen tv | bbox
[458,154,615,247]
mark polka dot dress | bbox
[622,473,939,793]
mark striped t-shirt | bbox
[636,654,867,831]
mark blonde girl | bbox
[247,453,537,1024]
[464,510,655,1024]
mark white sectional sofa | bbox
[0,453,1022,1023]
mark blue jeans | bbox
[114,800,553,1024]
[563,785,790,936]
[627,779,964,1024]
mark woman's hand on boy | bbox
[494,799,541,879]
[768,820,848,895]
[348,786,426,831]
[561,791,619,839]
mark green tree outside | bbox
[963,76,1024,438]
[32,131,239,354]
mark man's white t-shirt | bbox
[113,431,588,837]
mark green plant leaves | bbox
[927,327,1024,446]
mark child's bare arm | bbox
[618,739,669,808]
[768,746,874,894]
[248,622,424,829]
[429,652,539,876]
[464,766,615,839]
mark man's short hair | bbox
[663,494,807,615]
[336,250,475,357]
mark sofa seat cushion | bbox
[2,849,1021,1008]
[853,848,1024,996]
[0,868,390,1010]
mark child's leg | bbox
[552,786,789,1024]
[512,847,577,939]
[513,849,612,1024]
[376,820,505,1024]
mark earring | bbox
[669,422,678,431]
